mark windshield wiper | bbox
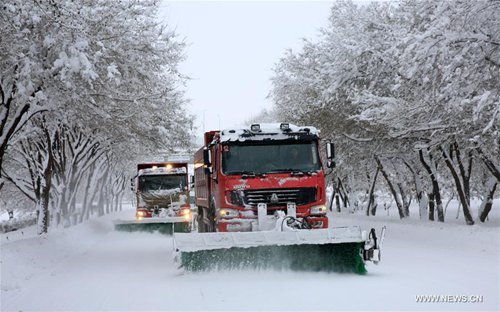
[226,170,255,175]
[226,171,265,178]
[269,169,310,176]
[242,172,256,178]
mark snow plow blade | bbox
[114,218,190,235]
[174,226,382,274]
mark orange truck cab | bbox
[134,162,191,221]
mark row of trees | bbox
[269,0,499,225]
[0,0,193,233]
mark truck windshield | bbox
[138,174,186,192]
[222,141,321,175]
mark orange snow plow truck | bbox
[114,162,193,234]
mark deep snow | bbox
[1,203,499,311]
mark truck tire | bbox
[197,207,206,233]
[208,198,217,232]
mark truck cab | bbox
[194,123,331,232]
[134,162,191,221]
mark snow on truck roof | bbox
[138,167,187,176]
[166,155,191,162]
[219,123,319,143]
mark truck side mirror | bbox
[203,148,212,174]
[326,142,335,168]
[326,142,335,159]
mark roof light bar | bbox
[280,123,290,131]
[250,124,261,132]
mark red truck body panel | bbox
[194,148,210,208]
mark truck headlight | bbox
[228,191,245,207]
[136,210,147,219]
[219,209,239,218]
[179,207,191,221]
[310,205,327,215]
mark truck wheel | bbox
[208,198,217,232]
[197,207,206,233]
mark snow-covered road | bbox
[1,207,499,311]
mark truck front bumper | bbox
[217,205,328,232]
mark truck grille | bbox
[243,188,316,207]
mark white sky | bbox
[159,1,333,138]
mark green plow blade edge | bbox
[114,222,190,235]
[179,242,366,274]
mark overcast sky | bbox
[159,1,333,138]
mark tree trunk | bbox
[97,186,105,217]
[80,170,94,223]
[440,146,474,225]
[335,193,341,212]
[0,91,32,188]
[453,143,472,208]
[374,155,405,219]
[475,146,500,182]
[404,160,427,219]
[105,184,111,214]
[96,166,110,216]
[37,200,49,235]
[428,193,435,221]
[444,193,454,216]
[397,182,410,217]
[70,193,77,226]
[366,167,379,216]
[58,193,70,227]
[417,192,428,220]
[338,178,350,209]
[418,149,444,222]
[479,178,497,222]
[329,187,335,212]
[436,196,444,222]
[114,190,122,212]
[85,160,108,219]
[37,131,54,235]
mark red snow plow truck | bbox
[173,123,385,273]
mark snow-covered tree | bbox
[0,0,192,233]
[270,0,499,225]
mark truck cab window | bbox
[222,141,321,175]
[138,174,187,192]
